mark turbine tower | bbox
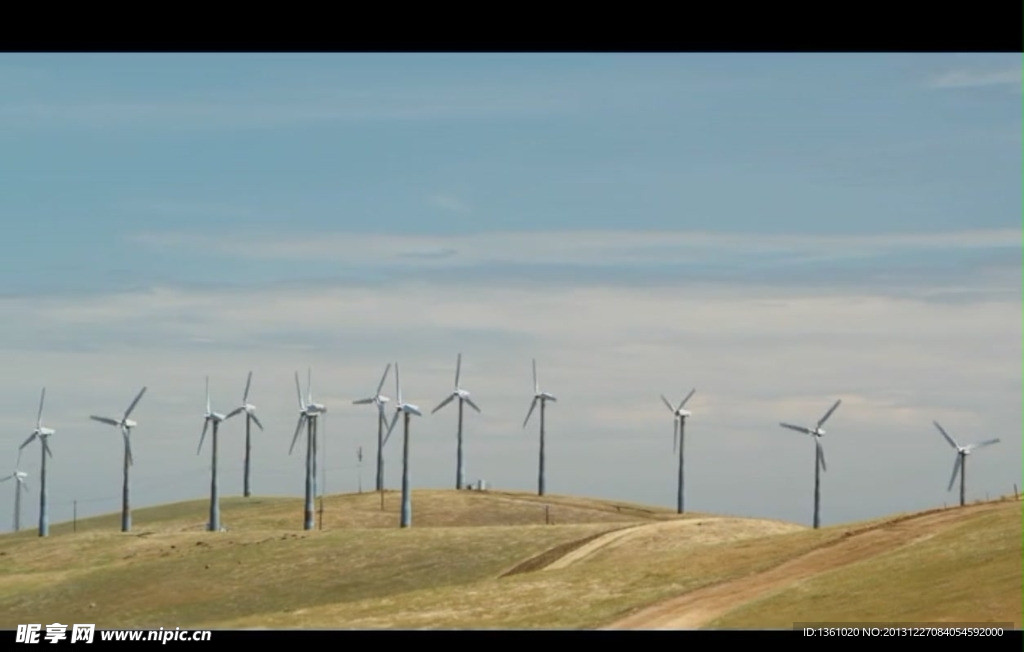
[198,377,237,532]
[90,386,146,532]
[0,468,29,532]
[933,421,1000,507]
[352,363,391,492]
[385,362,422,528]
[523,359,556,497]
[661,389,695,514]
[19,388,54,537]
[290,369,326,531]
[779,399,841,529]
[431,353,481,490]
[225,371,263,498]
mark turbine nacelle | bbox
[36,427,55,437]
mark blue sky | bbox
[0,53,1020,532]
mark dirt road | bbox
[604,502,1007,629]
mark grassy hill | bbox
[0,489,1019,629]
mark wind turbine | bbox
[933,421,1000,507]
[90,386,146,532]
[385,362,422,528]
[19,388,54,537]
[523,359,556,497]
[198,377,237,532]
[352,363,391,492]
[431,353,481,490]
[779,398,841,529]
[0,468,29,532]
[225,371,263,498]
[289,369,326,531]
[661,388,695,514]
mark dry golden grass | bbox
[1,490,1018,630]
[705,499,1023,629]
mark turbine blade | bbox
[817,399,841,428]
[90,416,120,426]
[947,454,962,492]
[226,406,245,419]
[0,474,12,483]
[295,372,304,410]
[307,368,313,404]
[124,386,147,420]
[289,414,305,455]
[19,433,37,450]
[353,398,375,405]
[972,438,1001,450]
[251,412,264,431]
[432,393,456,414]
[455,353,462,388]
[679,388,696,409]
[395,362,402,406]
[661,394,675,413]
[44,439,53,458]
[817,440,826,472]
[933,421,959,450]
[780,423,812,435]
[523,397,538,428]
[243,371,253,403]
[37,387,46,429]
[465,397,481,413]
[198,418,209,455]
[376,363,391,395]
[533,359,538,394]
[205,376,211,415]
[384,410,400,444]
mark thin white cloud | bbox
[427,194,472,214]
[127,228,1023,268]
[928,68,1022,89]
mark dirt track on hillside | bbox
[603,502,1009,630]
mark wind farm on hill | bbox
[1,354,1019,631]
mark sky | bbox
[0,52,1020,533]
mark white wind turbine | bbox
[225,372,263,498]
[384,362,422,528]
[198,377,238,532]
[660,388,695,514]
[352,363,391,492]
[779,398,841,529]
[431,353,481,490]
[90,386,146,532]
[523,359,556,497]
[20,388,54,537]
[933,421,1000,507]
[289,369,326,531]
[0,467,29,532]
